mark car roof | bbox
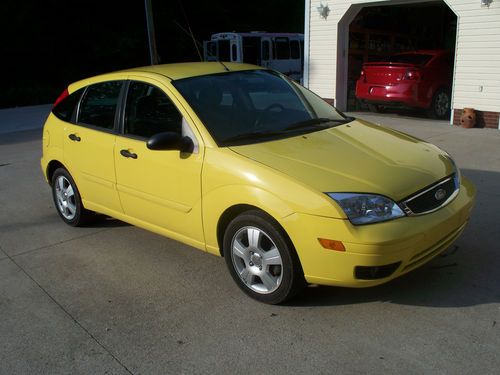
[124,62,263,80]
[69,62,264,92]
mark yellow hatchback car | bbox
[41,62,475,304]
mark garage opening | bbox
[344,1,457,120]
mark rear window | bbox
[388,54,433,65]
[52,88,84,122]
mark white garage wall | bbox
[305,0,500,114]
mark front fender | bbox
[202,184,294,255]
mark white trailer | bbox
[203,32,304,81]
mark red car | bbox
[355,50,453,119]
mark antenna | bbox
[173,22,231,72]
[176,0,202,61]
[219,61,230,72]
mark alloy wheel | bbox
[435,92,450,117]
[230,226,283,294]
[54,175,77,220]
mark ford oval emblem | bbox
[435,188,447,201]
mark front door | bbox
[114,79,204,246]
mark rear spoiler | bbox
[362,62,420,68]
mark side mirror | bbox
[147,132,194,153]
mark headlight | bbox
[327,193,405,225]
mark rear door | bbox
[269,37,291,74]
[63,80,124,214]
[114,78,205,246]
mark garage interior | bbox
[346,1,457,117]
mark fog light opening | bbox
[355,262,401,280]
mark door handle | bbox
[120,149,138,159]
[68,134,81,142]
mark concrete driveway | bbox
[1,107,499,374]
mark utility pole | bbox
[144,0,159,65]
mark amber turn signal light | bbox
[318,238,346,251]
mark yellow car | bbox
[41,62,475,304]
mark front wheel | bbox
[51,168,93,226]
[223,210,305,304]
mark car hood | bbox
[229,119,454,201]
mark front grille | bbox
[400,174,459,215]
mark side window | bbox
[231,43,238,61]
[53,88,84,122]
[274,38,290,60]
[290,40,300,59]
[262,40,270,60]
[78,81,122,130]
[124,81,182,139]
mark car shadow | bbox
[84,215,131,228]
[286,168,499,308]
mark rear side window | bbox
[78,81,122,130]
[52,88,84,122]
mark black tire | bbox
[51,168,93,226]
[427,88,451,119]
[223,210,306,304]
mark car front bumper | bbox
[282,176,476,287]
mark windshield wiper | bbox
[221,118,354,146]
[284,118,350,131]
[222,130,286,144]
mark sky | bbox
[1,0,305,107]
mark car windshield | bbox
[172,70,350,146]
[387,53,433,65]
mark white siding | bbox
[307,0,500,113]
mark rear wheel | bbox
[223,210,305,304]
[51,168,93,226]
[427,88,451,119]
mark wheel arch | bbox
[216,204,297,258]
[217,204,262,256]
[46,160,67,185]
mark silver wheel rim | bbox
[230,226,283,294]
[435,92,449,117]
[54,175,77,220]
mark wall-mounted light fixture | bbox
[317,2,330,20]
[481,0,493,7]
